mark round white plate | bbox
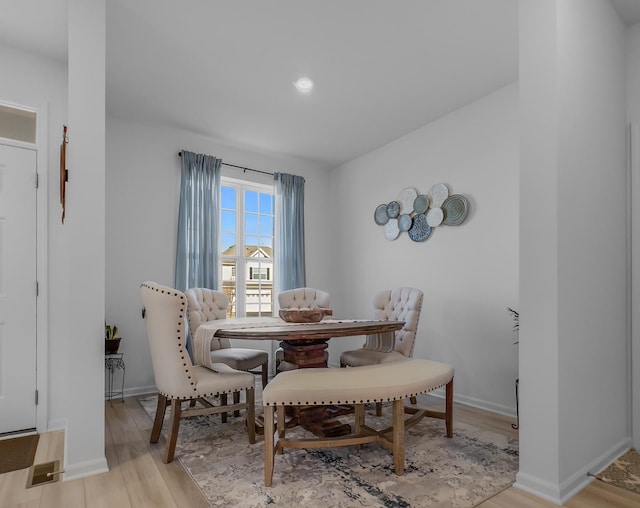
[397,187,418,213]
[429,183,449,207]
[384,218,400,240]
[426,207,444,227]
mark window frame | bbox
[220,176,275,318]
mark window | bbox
[0,104,36,143]
[220,178,275,318]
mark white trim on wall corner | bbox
[514,437,630,505]
[36,101,49,434]
[631,123,640,451]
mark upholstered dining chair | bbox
[140,282,255,463]
[340,287,424,414]
[185,287,269,389]
[275,287,331,370]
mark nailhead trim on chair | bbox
[141,282,198,393]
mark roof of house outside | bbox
[222,245,273,258]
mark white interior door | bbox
[0,143,37,434]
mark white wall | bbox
[105,116,333,392]
[0,45,67,431]
[326,84,520,416]
[517,0,629,503]
[628,19,640,453]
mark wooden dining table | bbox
[194,317,404,436]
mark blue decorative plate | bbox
[386,201,400,219]
[442,194,469,226]
[413,194,429,214]
[398,214,412,232]
[408,213,432,242]
[374,204,389,225]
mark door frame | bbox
[35,102,49,433]
[0,100,49,433]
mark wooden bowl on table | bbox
[278,308,333,323]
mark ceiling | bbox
[1,1,639,167]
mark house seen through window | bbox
[220,178,274,318]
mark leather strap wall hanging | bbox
[59,125,68,223]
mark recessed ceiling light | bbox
[293,77,314,93]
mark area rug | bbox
[0,434,40,474]
[139,394,518,507]
[595,448,640,495]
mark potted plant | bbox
[105,323,122,355]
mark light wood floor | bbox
[1,396,638,507]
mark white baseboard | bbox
[46,418,68,432]
[327,361,518,419]
[63,457,109,482]
[103,384,157,400]
[514,437,631,504]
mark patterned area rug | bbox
[139,394,518,507]
[595,449,640,495]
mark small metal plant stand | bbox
[105,353,125,402]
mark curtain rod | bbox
[178,151,274,177]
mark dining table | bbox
[193,317,404,437]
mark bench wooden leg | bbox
[150,394,168,444]
[233,391,240,417]
[445,378,453,438]
[375,402,382,416]
[392,399,405,475]
[264,405,275,487]
[220,393,228,423]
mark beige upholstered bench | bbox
[262,358,454,486]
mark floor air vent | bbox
[26,460,62,488]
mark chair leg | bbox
[392,399,405,475]
[445,378,454,438]
[376,401,382,416]
[276,405,286,455]
[264,405,275,487]
[163,399,182,463]
[246,388,256,444]
[409,396,417,405]
[233,391,240,417]
[150,394,168,443]
[261,362,269,388]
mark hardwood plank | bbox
[125,397,210,508]
[82,402,132,508]
[107,399,179,508]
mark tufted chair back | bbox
[141,282,199,399]
[278,287,331,310]
[372,287,423,358]
[185,287,232,349]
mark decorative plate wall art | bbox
[373,183,469,242]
